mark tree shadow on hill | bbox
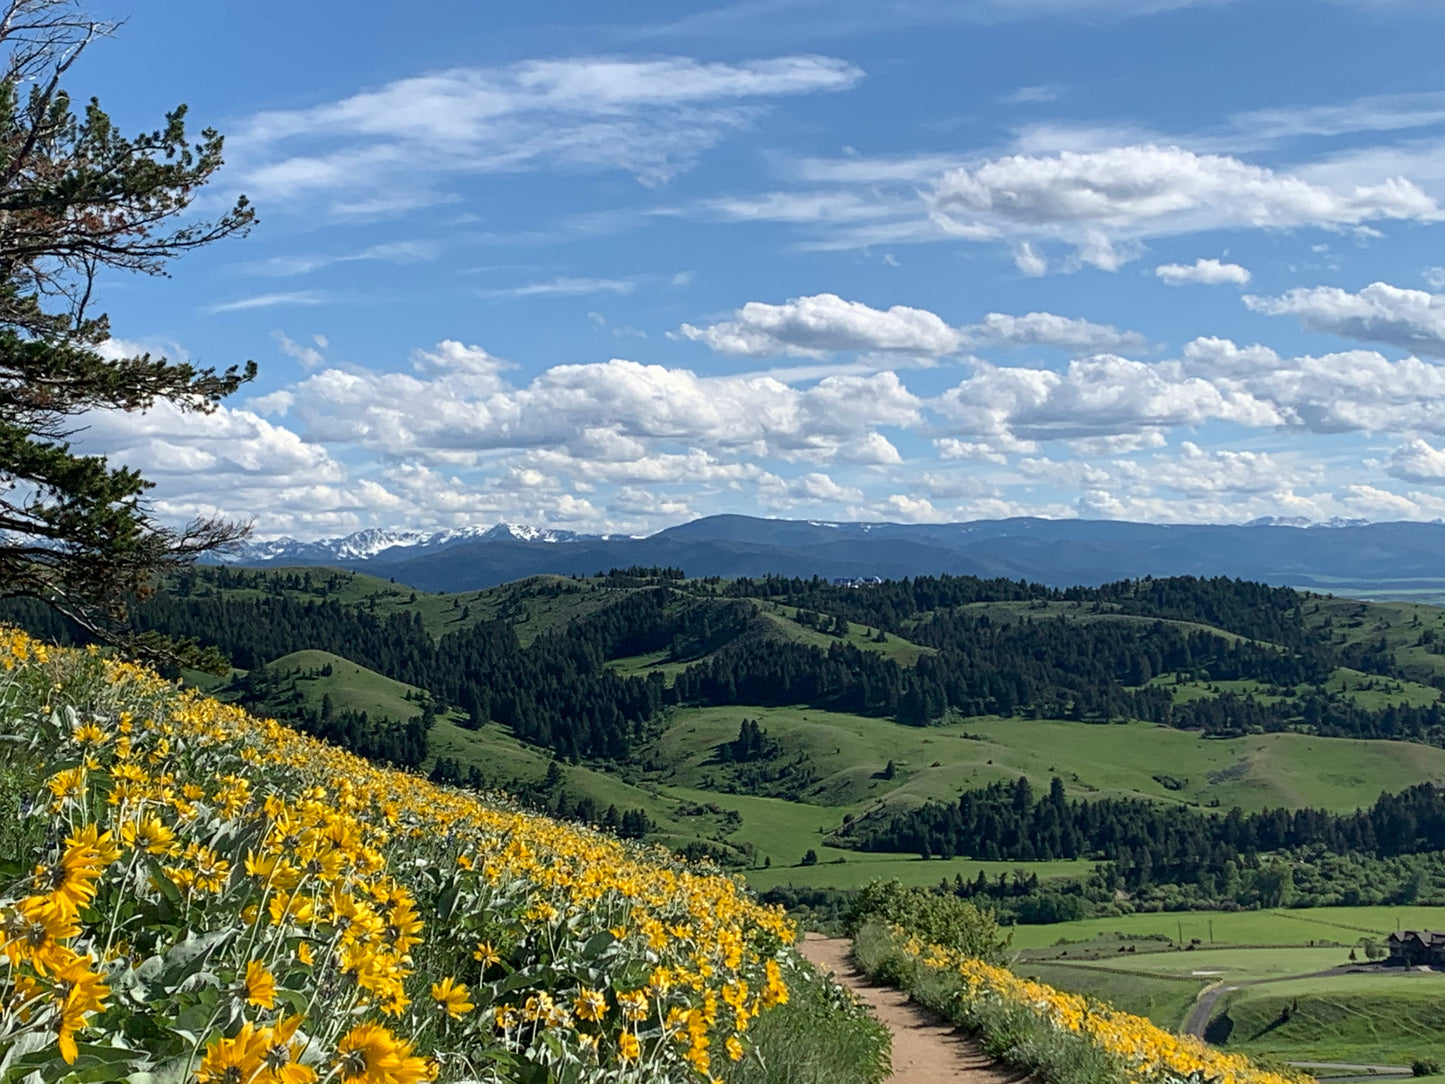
[1204,1011,1234,1045]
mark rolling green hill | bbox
[18,564,1445,895]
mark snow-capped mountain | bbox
[1243,516,1370,529]
[222,523,596,565]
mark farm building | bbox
[1386,929,1445,967]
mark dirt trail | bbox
[799,934,1028,1084]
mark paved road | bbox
[799,934,1030,1084]
[1181,965,1366,1038]
[1181,967,1416,1080]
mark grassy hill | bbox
[0,626,888,1084]
[32,564,1445,895]
[644,706,1445,815]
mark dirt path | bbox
[799,934,1027,1084]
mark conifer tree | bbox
[0,1,254,662]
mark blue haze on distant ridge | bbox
[224,515,1445,599]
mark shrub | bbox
[1414,1058,1442,1077]
[847,879,1010,964]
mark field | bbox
[1213,971,1445,1069]
[1007,905,1445,950]
[1001,906,1445,1069]
[210,641,1445,889]
[647,705,1445,819]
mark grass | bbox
[1011,961,1206,1028]
[743,854,1088,892]
[208,568,633,644]
[645,706,1445,818]
[1214,972,1445,1069]
[758,603,935,666]
[269,648,426,719]
[1006,905,1445,950]
[1027,945,1356,980]
[1307,595,1445,687]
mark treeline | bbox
[846,775,1445,880]
[427,758,654,840]
[4,570,1440,766]
[672,618,1351,729]
[230,664,432,769]
[724,574,1322,652]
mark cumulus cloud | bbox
[1155,258,1252,286]
[678,293,964,357]
[231,55,863,213]
[260,341,922,468]
[1244,281,1445,356]
[934,354,1281,446]
[934,438,1010,463]
[678,293,1145,359]
[931,146,1437,252]
[1385,438,1445,483]
[968,311,1149,352]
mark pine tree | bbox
[0,1,254,665]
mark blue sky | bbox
[69,0,1445,538]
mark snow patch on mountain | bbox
[223,523,594,564]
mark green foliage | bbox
[720,957,890,1084]
[847,880,1010,965]
[1414,1057,1441,1077]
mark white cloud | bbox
[678,293,964,358]
[1245,281,1445,356]
[274,331,328,370]
[934,354,1281,446]
[205,291,326,314]
[1385,438,1445,483]
[260,343,921,469]
[969,311,1149,352]
[1181,335,1445,434]
[1013,242,1048,276]
[1155,258,1252,286]
[1427,267,1445,290]
[1001,84,1063,104]
[1231,91,1445,143]
[881,494,946,523]
[481,276,637,299]
[934,438,1009,463]
[929,145,1439,268]
[1065,430,1167,456]
[232,55,863,212]
[241,241,440,278]
[678,293,1145,359]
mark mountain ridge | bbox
[221,514,1445,597]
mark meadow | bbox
[1006,905,1445,950]
[1002,906,1445,1069]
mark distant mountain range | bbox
[219,514,1445,598]
[228,523,594,564]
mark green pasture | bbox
[650,706,1445,816]
[1214,971,1445,1069]
[269,649,425,719]
[1307,595,1445,687]
[742,854,1087,892]
[758,604,934,666]
[1013,962,1206,1028]
[1031,945,1355,980]
[1007,905,1445,949]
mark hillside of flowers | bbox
[853,921,1314,1084]
[0,627,864,1084]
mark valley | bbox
[13,563,1445,1071]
